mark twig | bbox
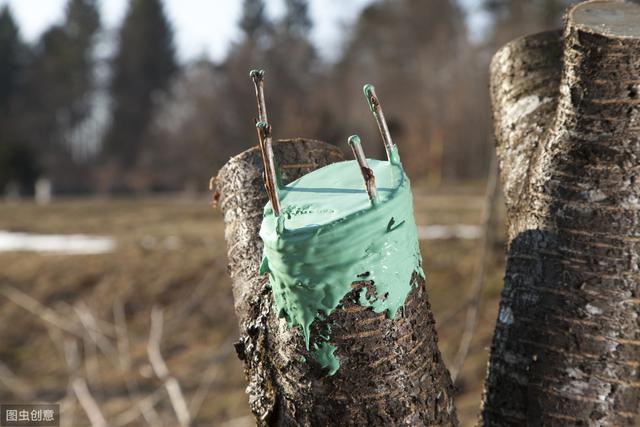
[188,336,234,418]
[348,135,378,204]
[164,269,216,335]
[113,300,160,426]
[218,415,254,427]
[64,338,108,427]
[112,386,166,427]
[1,285,79,336]
[83,331,102,399]
[250,69,268,123]
[250,69,281,214]
[60,300,117,338]
[0,361,34,400]
[437,296,473,327]
[256,122,281,215]
[450,155,500,383]
[59,377,77,427]
[147,306,192,427]
[74,303,119,366]
[43,326,76,427]
[363,84,395,159]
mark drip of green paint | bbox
[259,146,424,375]
[312,342,340,376]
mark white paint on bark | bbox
[0,231,116,255]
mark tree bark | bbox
[215,138,457,426]
[483,1,640,425]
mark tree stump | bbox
[483,1,640,425]
[215,138,456,426]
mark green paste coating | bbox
[259,146,424,375]
[249,68,265,78]
[363,83,376,112]
[312,342,340,376]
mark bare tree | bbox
[147,307,192,427]
[482,1,640,424]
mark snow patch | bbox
[0,231,116,255]
[417,224,482,240]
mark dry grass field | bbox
[0,184,506,426]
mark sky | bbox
[0,0,381,62]
[0,0,489,62]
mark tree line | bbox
[0,0,574,196]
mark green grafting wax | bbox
[259,146,424,374]
[312,342,340,376]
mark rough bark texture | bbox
[482,1,640,425]
[215,138,457,426]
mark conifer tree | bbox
[22,0,100,191]
[240,0,269,40]
[0,5,38,195]
[102,0,177,170]
[282,0,311,38]
[0,6,23,114]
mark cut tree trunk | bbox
[482,1,640,425]
[214,138,457,426]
